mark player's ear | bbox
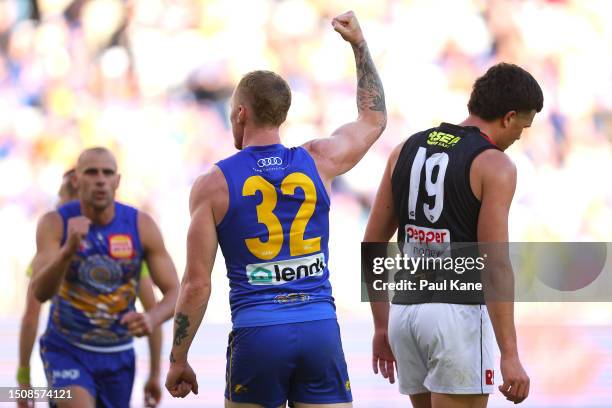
[501,110,517,128]
[70,172,78,190]
[114,173,121,190]
[237,104,246,125]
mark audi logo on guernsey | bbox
[257,157,282,167]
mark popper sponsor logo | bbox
[109,234,134,259]
[405,224,450,244]
[246,253,326,285]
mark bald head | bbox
[74,147,120,212]
[76,147,117,173]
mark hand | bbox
[372,329,396,384]
[63,216,91,253]
[499,354,530,404]
[16,383,33,408]
[165,362,198,398]
[144,376,162,407]
[332,11,365,46]
[120,311,154,337]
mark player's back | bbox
[391,122,499,303]
[216,144,336,328]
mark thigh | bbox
[409,392,432,408]
[289,319,352,406]
[388,304,429,396]
[39,332,97,402]
[415,304,493,395]
[95,349,135,408]
[225,325,297,407]
[431,393,488,408]
[55,386,95,408]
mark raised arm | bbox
[475,149,529,404]
[303,11,386,185]
[31,212,88,302]
[165,168,225,398]
[122,212,179,337]
[363,142,402,384]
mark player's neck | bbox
[80,201,115,225]
[459,115,501,148]
[241,125,281,148]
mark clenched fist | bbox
[121,311,154,337]
[332,11,364,46]
[63,216,91,254]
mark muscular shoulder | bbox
[190,165,228,223]
[37,211,63,237]
[34,211,63,251]
[471,149,516,200]
[474,149,516,180]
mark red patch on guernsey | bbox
[109,234,134,259]
[485,369,494,385]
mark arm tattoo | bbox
[353,42,386,119]
[173,312,190,346]
[169,351,176,363]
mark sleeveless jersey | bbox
[391,122,499,304]
[47,201,144,351]
[216,144,336,328]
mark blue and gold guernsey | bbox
[216,144,336,328]
[47,201,143,351]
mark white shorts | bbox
[388,303,495,395]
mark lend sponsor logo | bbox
[109,234,134,259]
[405,224,450,244]
[246,253,326,285]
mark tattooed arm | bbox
[165,169,225,398]
[303,11,387,188]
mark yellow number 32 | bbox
[242,172,321,260]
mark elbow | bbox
[31,281,51,303]
[182,278,211,299]
[360,113,387,136]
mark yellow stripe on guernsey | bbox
[427,131,461,148]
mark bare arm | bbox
[303,11,386,185]
[169,173,218,365]
[17,281,41,385]
[475,149,529,404]
[164,170,225,398]
[138,274,162,407]
[138,213,180,329]
[363,143,401,383]
[138,275,161,376]
[364,143,402,329]
[30,212,74,302]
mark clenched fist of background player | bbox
[332,11,365,46]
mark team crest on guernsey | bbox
[109,234,134,259]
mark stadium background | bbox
[1,0,611,406]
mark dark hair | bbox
[468,63,543,121]
[236,70,291,127]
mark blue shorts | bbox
[224,319,352,407]
[39,330,135,408]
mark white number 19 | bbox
[408,147,449,223]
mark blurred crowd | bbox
[1,0,612,315]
